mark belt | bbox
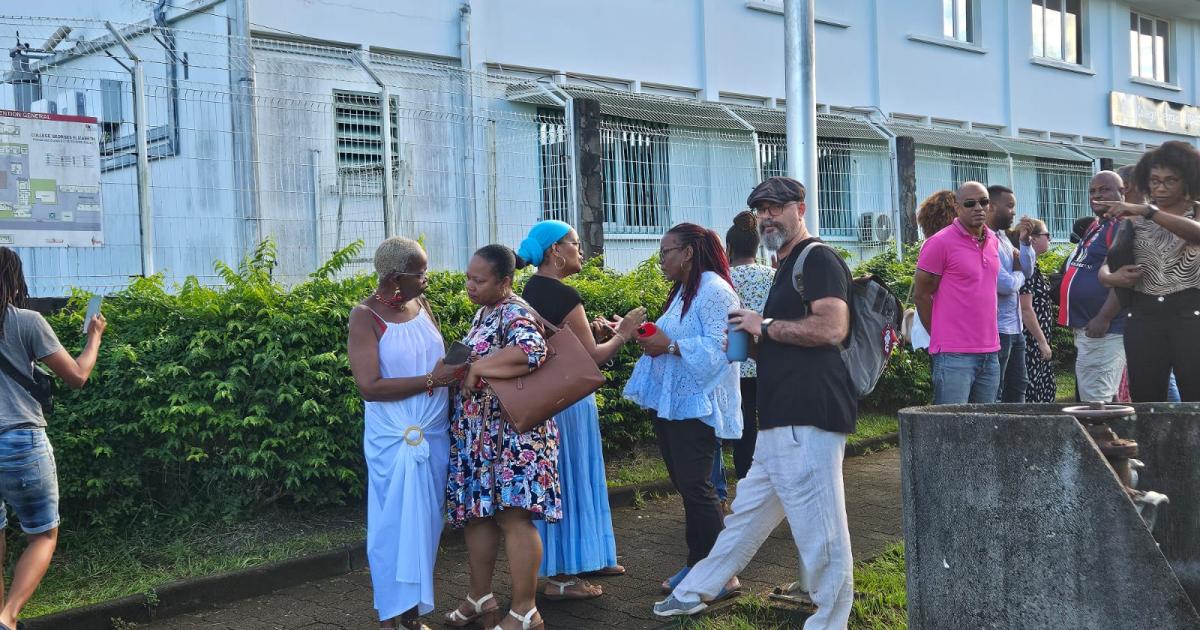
[403,425,425,447]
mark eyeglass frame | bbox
[960,198,990,209]
[752,200,799,217]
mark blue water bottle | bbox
[726,322,750,362]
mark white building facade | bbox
[4,0,1199,294]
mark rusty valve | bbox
[1063,402,1168,531]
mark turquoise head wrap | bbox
[517,220,572,267]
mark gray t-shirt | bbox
[0,306,63,428]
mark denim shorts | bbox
[0,429,60,534]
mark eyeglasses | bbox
[659,245,684,257]
[560,240,581,248]
[1030,232,1050,239]
[961,198,990,209]
[394,271,427,281]
[1149,176,1182,189]
[753,202,795,217]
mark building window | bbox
[818,140,855,238]
[1130,13,1170,83]
[943,0,976,43]
[333,90,399,171]
[601,117,670,233]
[537,109,570,223]
[758,133,786,180]
[950,149,989,186]
[1036,159,1089,240]
[1031,0,1083,65]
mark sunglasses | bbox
[961,198,990,208]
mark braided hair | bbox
[725,210,760,260]
[0,247,29,339]
[664,223,733,317]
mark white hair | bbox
[373,236,424,281]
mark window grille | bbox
[601,117,670,233]
[951,149,990,186]
[333,90,399,172]
[536,108,570,223]
[818,139,855,238]
[758,133,787,180]
[1035,158,1090,240]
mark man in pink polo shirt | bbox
[913,181,1002,404]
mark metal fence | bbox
[6,14,1114,295]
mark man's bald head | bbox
[954,181,990,232]
[1089,170,1124,216]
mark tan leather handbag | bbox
[487,298,605,433]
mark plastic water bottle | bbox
[726,323,750,362]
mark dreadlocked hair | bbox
[726,210,760,260]
[0,247,29,339]
[664,223,733,317]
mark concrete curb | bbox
[26,432,899,629]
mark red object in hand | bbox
[638,322,658,338]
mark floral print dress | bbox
[446,299,562,528]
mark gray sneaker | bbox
[652,594,708,617]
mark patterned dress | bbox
[1021,270,1057,403]
[446,299,562,528]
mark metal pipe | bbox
[556,86,580,228]
[863,113,903,260]
[459,2,479,260]
[309,149,321,269]
[351,51,396,238]
[784,0,819,236]
[105,21,155,276]
[226,0,262,258]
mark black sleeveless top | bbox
[522,275,583,327]
[756,239,857,434]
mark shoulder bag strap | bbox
[0,351,37,397]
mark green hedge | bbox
[46,241,1069,529]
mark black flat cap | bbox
[747,176,806,208]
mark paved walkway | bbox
[149,448,901,629]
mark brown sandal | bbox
[582,564,626,577]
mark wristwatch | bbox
[1144,204,1160,222]
[667,340,678,356]
[760,318,775,340]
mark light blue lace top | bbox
[623,271,743,439]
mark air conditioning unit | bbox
[858,212,895,244]
[874,213,894,243]
[31,98,57,114]
[56,90,88,117]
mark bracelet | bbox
[1144,204,1158,222]
[613,331,629,345]
[425,372,435,397]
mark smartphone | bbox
[82,296,103,334]
[444,341,471,365]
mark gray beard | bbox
[761,226,792,251]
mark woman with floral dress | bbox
[1016,218,1057,403]
[445,244,561,630]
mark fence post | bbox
[105,22,155,277]
[896,135,918,246]
[309,149,322,269]
[573,98,604,262]
[351,52,396,238]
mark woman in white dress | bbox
[348,237,461,630]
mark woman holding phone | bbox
[0,247,106,630]
[515,220,645,601]
[347,237,460,630]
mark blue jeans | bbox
[996,333,1027,403]
[0,429,59,534]
[932,352,1001,405]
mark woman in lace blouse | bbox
[624,223,743,597]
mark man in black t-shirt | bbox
[655,177,855,629]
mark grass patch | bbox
[1056,370,1076,402]
[17,508,365,618]
[848,414,898,447]
[671,543,907,629]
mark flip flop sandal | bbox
[543,578,602,600]
[660,566,691,594]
